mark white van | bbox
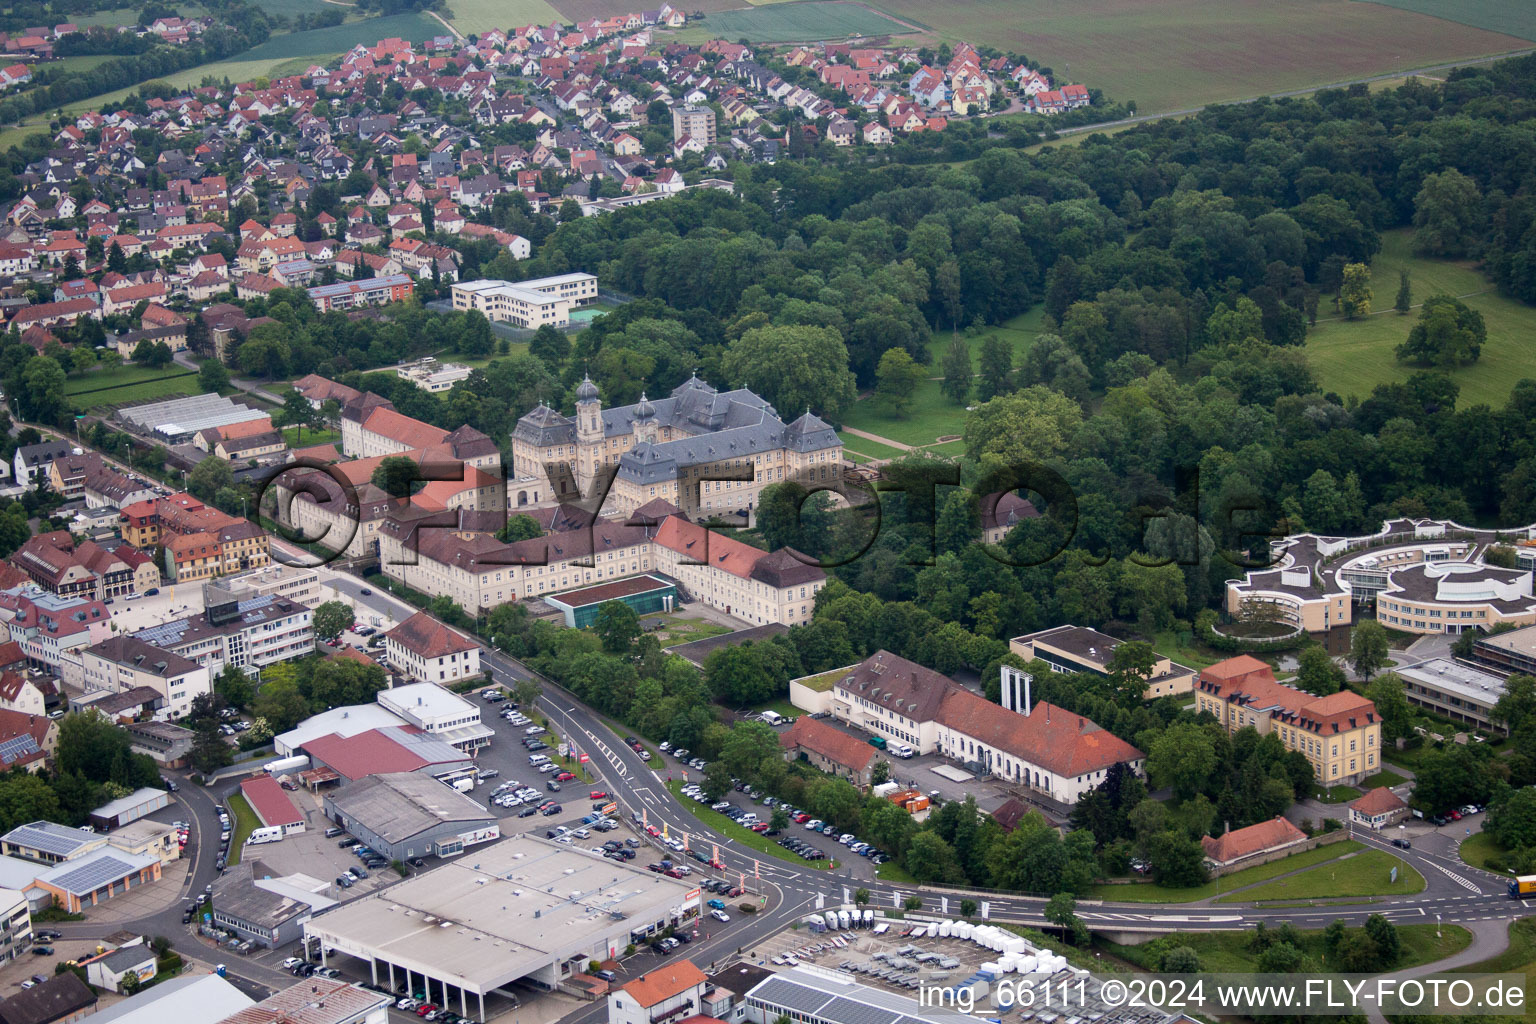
[891,743,914,759]
[247,826,283,846]
[760,710,784,726]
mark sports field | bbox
[448,0,562,37]
[686,1,914,43]
[1359,0,1536,42]
[863,0,1529,113]
[1304,229,1536,410]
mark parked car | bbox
[1392,838,1412,849]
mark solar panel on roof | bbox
[824,997,900,1024]
[4,822,93,857]
[754,978,833,1015]
[0,734,39,765]
[45,852,140,894]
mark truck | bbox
[247,826,283,846]
[1509,875,1536,899]
[264,755,310,776]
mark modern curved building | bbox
[1226,518,1536,635]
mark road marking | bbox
[1424,859,1483,893]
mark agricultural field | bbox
[863,0,1529,114]
[551,0,740,23]
[1304,229,1536,410]
[447,0,562,36]
[75,4,208,26]
[684,1,916,43]
[1360,0,1536,41]
[236,12,444,61]
[45,55,327,117]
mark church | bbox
[510,374,843,518]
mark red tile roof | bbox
[1200,817,1307,864]
[1350,786,1407,815]
[386,609,477,659]
[240,774,303,827]
[780,717,875,774]
[621,961,707,1009]
[300,727,438,781]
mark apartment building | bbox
[338,390,501,467]
[0,587,112,672]
[131,583,313,672]
[671,104,717,144]
[306,273,414,312]
[81,636,210,721]
[1194,655,1381,785]
[449,273,597,328]
[382,613,482,687]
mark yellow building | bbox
[1195,655,1381,785]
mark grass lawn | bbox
[875,859,917,884]
[648,615,734,648]
[47,54,333,117]
[745,698,802,720]
[1305,229,1536,410]
[63,363,196,395]
[665,780,837,870]
[1106,921,1470,973]
[282,426,341,448]
[224,792,259,867]
[835,431,907,462]
[1151,629,1225,670]
[446,0,562,35]
[64,365,200,410]
[1312,783,1363,803]
[1216,847,1423,902]
[1458,829,1505,871]
[838,311,1042,451]
[237,13,442,60]
[793,668,846,692]
[1091,839,1361,903]
[1357,769,1409,789]
[865,0,1527,115]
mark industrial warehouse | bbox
[302,834,700,1022]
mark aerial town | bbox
[0,0,1526,1022]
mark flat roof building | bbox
[322,772,497,863]
[88,787,170,830]
[83,974,253,1024]
[545,574,677,628]
[449,273,597,328]
[211,863,329,949]
[0,821,108,865]
[1010,624,1195,700]
[274,704,408,757]
[375,681,492,753]
[1467,622,1536,678]
[304,834,700,1023]
[1396,657,1509,734]
[34,847,161,913]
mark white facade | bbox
[376,682,492,752]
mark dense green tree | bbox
[875,347,926,418]
[1350,620,1391,680]
[1396,294,1486,368]
[593,600,641,655]
[313,601,355,641]
[939,332,971,405]
[1413,169,1485,258]
[721,325,857,419]
[370,455,421,499]
[1296,647,1346,696]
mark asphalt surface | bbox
[35,535,1528,1015]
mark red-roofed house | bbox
[240,774,305,834]
[608,961,710,1024]
[1349,786,1409,829]
[1200,817,1310,873]
[780,716,877,786]
[384,610,481,684]
[801,650,1145,805]
[1196,656,1381,785]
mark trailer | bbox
[1510,874,1536,899]
[264,755,310,776]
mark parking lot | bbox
[239,816,395,900]
[753,916,1003,994]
